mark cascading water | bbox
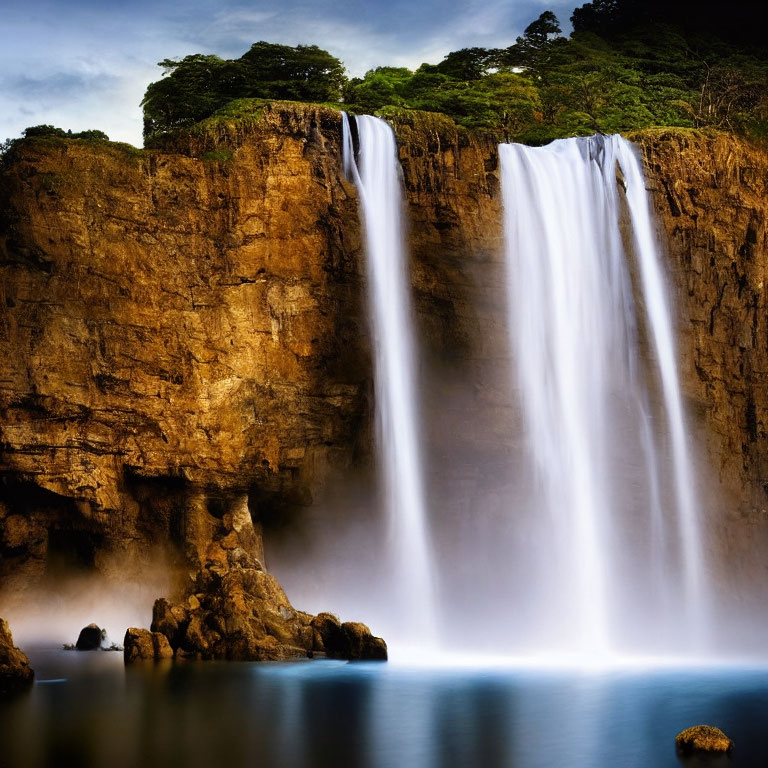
[342,113,436,646]
[500,135,707,656]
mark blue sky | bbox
[1,0,577,147]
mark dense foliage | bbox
[5,0,761,149]
[141,43,345,140]
[136,0,767,146]
[342,6,768,143]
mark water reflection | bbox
[2,652,767,768]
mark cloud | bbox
[2,72,121,102]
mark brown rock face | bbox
[629,130,768,601]
[124,627,173,662]
[0,104,369,599]
[2,105,768,653]
[0,618,33,693]
[633,130,768,514]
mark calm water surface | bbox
[2,649,768,768]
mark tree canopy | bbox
[141,42,345,140]
[115,0,768,146]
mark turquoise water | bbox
[1,650,766,767]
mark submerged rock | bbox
[0,618,34,694]
[676,725,734,755]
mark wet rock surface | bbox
[0,618,33,694]
[634,129,768,520]
[0,103,369,599]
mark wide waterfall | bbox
[342,113,436,645]
[500,135,707,655]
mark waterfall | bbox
[500,135,706,655]
[342,113,436,646]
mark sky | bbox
[1,0,579,147]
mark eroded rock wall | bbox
[0,104,369,593]
[634,130,768,530]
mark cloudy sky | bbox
[2,0,578,147]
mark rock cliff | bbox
[1,103,767,646]
[633,129,768,522]
[0,104,369,602]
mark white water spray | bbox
[500,135,706,654]
[342,113,436,645]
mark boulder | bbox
[341,622,388,661]
[123,628,173,662]
[153,632,174,660]
[131,566,389,663]
[308,613,387,660]
[676,725,734,755]
[0,618,34,694]
[126,483,387,664]
[75,623,104,651]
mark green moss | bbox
[200,148,235,163]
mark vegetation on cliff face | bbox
[134,0,767,146]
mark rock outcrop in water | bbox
[676,725,733,755]
[132,481,385,661]
[0,618,33,693]
[1,103,767,651]
[75,623,104,650]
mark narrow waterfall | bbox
[342,113,436,645]
[500,135,706,655]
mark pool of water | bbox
[1,650,766,767]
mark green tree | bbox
[141,43,346,141]
[505,11,564,79]
[142,54,234,139]
[238,42,346,102]
[343,67,413,111]
[428,47,503,80]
